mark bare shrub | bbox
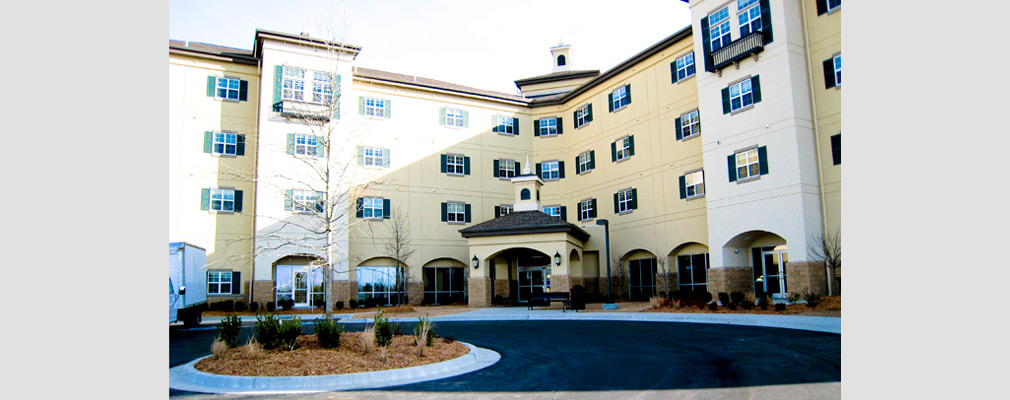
[211,338,229,360]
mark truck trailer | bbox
[169,242,207,327]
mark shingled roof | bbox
[169,40,257,64]
[459,211,590,241]
[354,67,527,103]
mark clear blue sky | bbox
[169,0,692,94]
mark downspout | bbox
[249,58,262,304]
[799,0,833,296]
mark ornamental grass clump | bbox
[413,315,436,357]
[313,316,344,348]
[210,338,229,360]
[215,314,243,348]
[649,296,663,309]
[242,337,264,359]
[359,325,376,355]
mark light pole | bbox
[596,219,613,303]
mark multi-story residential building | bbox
[167,0,840,309]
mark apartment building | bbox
[167,0,840,308]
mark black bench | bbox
[528,292,571,311]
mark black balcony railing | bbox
[710,31,764,71]
[273,100,332,121]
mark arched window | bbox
[520,188,531,200]
[557,55,566,66]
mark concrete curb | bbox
[169,342,500,394]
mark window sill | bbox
[445,173,466,177]
[444,124,465,130]
[678,133,701,142]
[674,74,696,85]
[209,210,235,215]
[736,175,761,184]
[213,97,242,103]
[577,169,593,176]
[730,104,755,115]
[446,221,467,225]
[686,194,706,201]
[615,156,632,164]
[618,209,635,215]
[498,176,517,181]
[497,131,518,137]
[211,153,238,158]
[575,122,591,130]
[537,133,560,138]
[826,7,841,15]
[611,104,630,114]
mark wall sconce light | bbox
[554,251,562,266]
[734,248,740,254]
[472,255,479,270]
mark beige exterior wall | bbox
[168,51,258,303]
[803,0,842,236]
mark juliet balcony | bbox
[709,31,764,72]
[273,100,333,122]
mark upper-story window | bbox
[832,55,841,87]
[538,117,559,136]
[362,147,385,167]
[610,85,631,111]
[578,198,597,221]
[282,67,306,101]
[210,189,236,212]
[615,188,636,214]
[363,97,387,118]
[673,52,696,83]
[294,134,318,156]
[445,202,467,223]
[708,6,732,52]
[735,148,760,180]
[291,189,320,213]
[360,197,384,219]
[680,170,705,199]
[444,107,466,128]
[818,0,841,15]
[677,110,701,140]
[312,71,333,104]
[446,154,466,175]
[544,206,562,218]
[574,104,593,128]
[540,161,560,180]
[737,0,762,36]
[494,115,517,135]
[212,132,238,155]
[614,136,634,162]
[497,159,516,179]
[729,79,754,111]
[577,150,595,174]
[497,205,513,217]
[215,77,242,101]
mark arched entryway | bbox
[356,257,404,307]
[421,258,467,305]
[485,247,554,305]
[621,249,657,301]
[272,254,325,308]
[723,231,789,300]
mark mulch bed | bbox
[195,332,469,377]
[203,305,418,318]
[644,296,841,317]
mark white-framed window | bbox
[735,148,761,180]
[833,54,841,86]
[575,104,592,128]
[495,115,516,135]
[498,205,513,217]
[291,189,319,212]
[684,170,705,198]
[361,197,383,219]
[539,117,558,136]
[499,159,516,178]
[579,198,596,221]
[827,0,841,13]
[617,189,634,213]
[729,79,755,111]
[210,189,235,212]
[541,161,560,180]
[446,154,465,175]
[577,151,593,174]
[446,202,466,223]
[611,86,630,111]
[294,134,318,156]
[362,147,384,167]
[282,66,306,101]
[363,97,386,118]
[207,271,232,294]
[544,206,561,218]
[212,132,238,155]
[445,108,465,128]
[737,0,762,36]
[675,52,695,81]
[215,77,241,101]
[680,110,701,139]
[616,137,632,161]
[311,71,333,104]
[708,6,732,52]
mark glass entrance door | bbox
[276,265,323,307]
[294,271,309,306]
[754,247,788,299]
[517,266,551,303]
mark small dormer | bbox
[551,42,571,73]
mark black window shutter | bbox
[534,119,541,137]
[816,0,828,15]
[315,193,324,213]
[356,198,364,218]
[575,155,581,174]
[557,117,563,134]
[823,59,836,89]
[671,62,679,84]
[758,146,769,175]
[440,154,447,173]
[514,162,520,176]
[513,117,520,135]
[752,75,762,104]
[728,155,738,182]
[611,142,618,162]
[831,134,841,165]
[759,0,773,44]
[613,192,620,214]
[236,134,246,156]
[700,17,713,72]
[587,104,593,122]
[574,110,579,126]
[608,93,615,112]
[590,199,597,218]
[624,84,631,105]
[383,198,391,219]
[675,117,683,140]
[630,188,638,210]
[558,161,565,179]
[239,80,248,101]
[588,150,596,170]
[679,176,687,199]
[231,271,241,294]
[441,202,447,222]
[535,163,542,178]
[494,206,501,216]
[207,76,216,97]
[722,87,731,114]
[560,206,567,221]
[464,156,471,175]
[234,190,243,212]
[628,135,635,156]
[464,204,472,223]
[493,160,500,177]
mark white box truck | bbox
[169,242,207,327]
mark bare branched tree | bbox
[383,206,415,305]
[655,251,676,298]
[807,229,841,296]
[609,254,629,301]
